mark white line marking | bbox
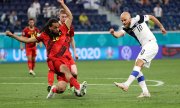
[0,77,164,86]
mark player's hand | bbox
[75,54,79,60]
[160,27,167,34]
[5,31,13,37]
[109,28,115,35]
[57,0,64,4]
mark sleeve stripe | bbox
[138,15,144,24]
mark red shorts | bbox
[69,56,75,65]
[64,54,75,65]
[47,58,70,83]
[25,47,36,57]
[56,74,68,82]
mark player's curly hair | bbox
[40,18,59,38]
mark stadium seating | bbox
[0,0,114,32]
[115,0,180,31]
[0,0,179,32]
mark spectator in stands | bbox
[43,3,57,19]
[42,3,51,19]
[79,12,91,27]
[107,0,117,13]
[1,11,10,25]
[148,20,155,30]
[1,11,10,29]
[178,24,180,30]
[32,0,41,15]
[49,4,57,17]
[27,4,38,22]
[115,0,123,14]
[153,4,163,22]
[9,11,18,26]
[162,0,169,5]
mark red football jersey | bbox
[63,25,74,58]
[22,27,39,48]
[35,24,69,61]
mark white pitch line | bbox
[0,77,164,86]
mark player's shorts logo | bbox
[121,46,132,60]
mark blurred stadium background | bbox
[0,0,180,108]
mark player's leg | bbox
[47,60,55,92]
[137,70,150,98]
[71,64,78,78]
[26,48,35,76]
[136,42,158,98]
[69,64,78,88]
[54,60,87,97]
[47,79,68,99]
[114,59,143,91]
[60,64,80,90]
[31,48,37,72]
[59,64,87,96]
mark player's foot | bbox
[74,81,87,97]
[137,92,151,98]
[46,85,56,99]
[29,70,36,76]
[114,82,128,92]
[47,85,52,92]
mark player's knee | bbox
[135,59,144,67]
[71,65,78,75]
[71,70,78,76]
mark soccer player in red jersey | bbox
[20,18,40,76]
[5,0,87,98]
[47,9,79,91]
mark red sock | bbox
[48,70,54,86]
[70,77,80,90]
[70,75,77,88]
[27,60,32,70]
[52,87,57,93]
[32,60,35,70]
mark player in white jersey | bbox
[110,12,166,98]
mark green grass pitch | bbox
[0,59,180,108]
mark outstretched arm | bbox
[71,37,78,60]
[109,28,124,38]
[58,0,73,29]
[5,31,38,43]
[148,15,167,34]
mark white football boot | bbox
[46,85,56,99]
[114,82,128,92]
[137,92,151,98]
[74,81,87,97]
[29,70,36,76]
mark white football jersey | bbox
[121,15,156,46]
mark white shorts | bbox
[136,41,159,68]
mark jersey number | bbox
[137,25,143,32]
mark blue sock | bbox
[137,76,145,83]
[131,71,139,77]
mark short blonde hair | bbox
[59,9,66,15]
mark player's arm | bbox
[71,37,78,60]
[148,15,166,34]
[58,0,73,29]
[109,28,124,38]
[5,31,38,43]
